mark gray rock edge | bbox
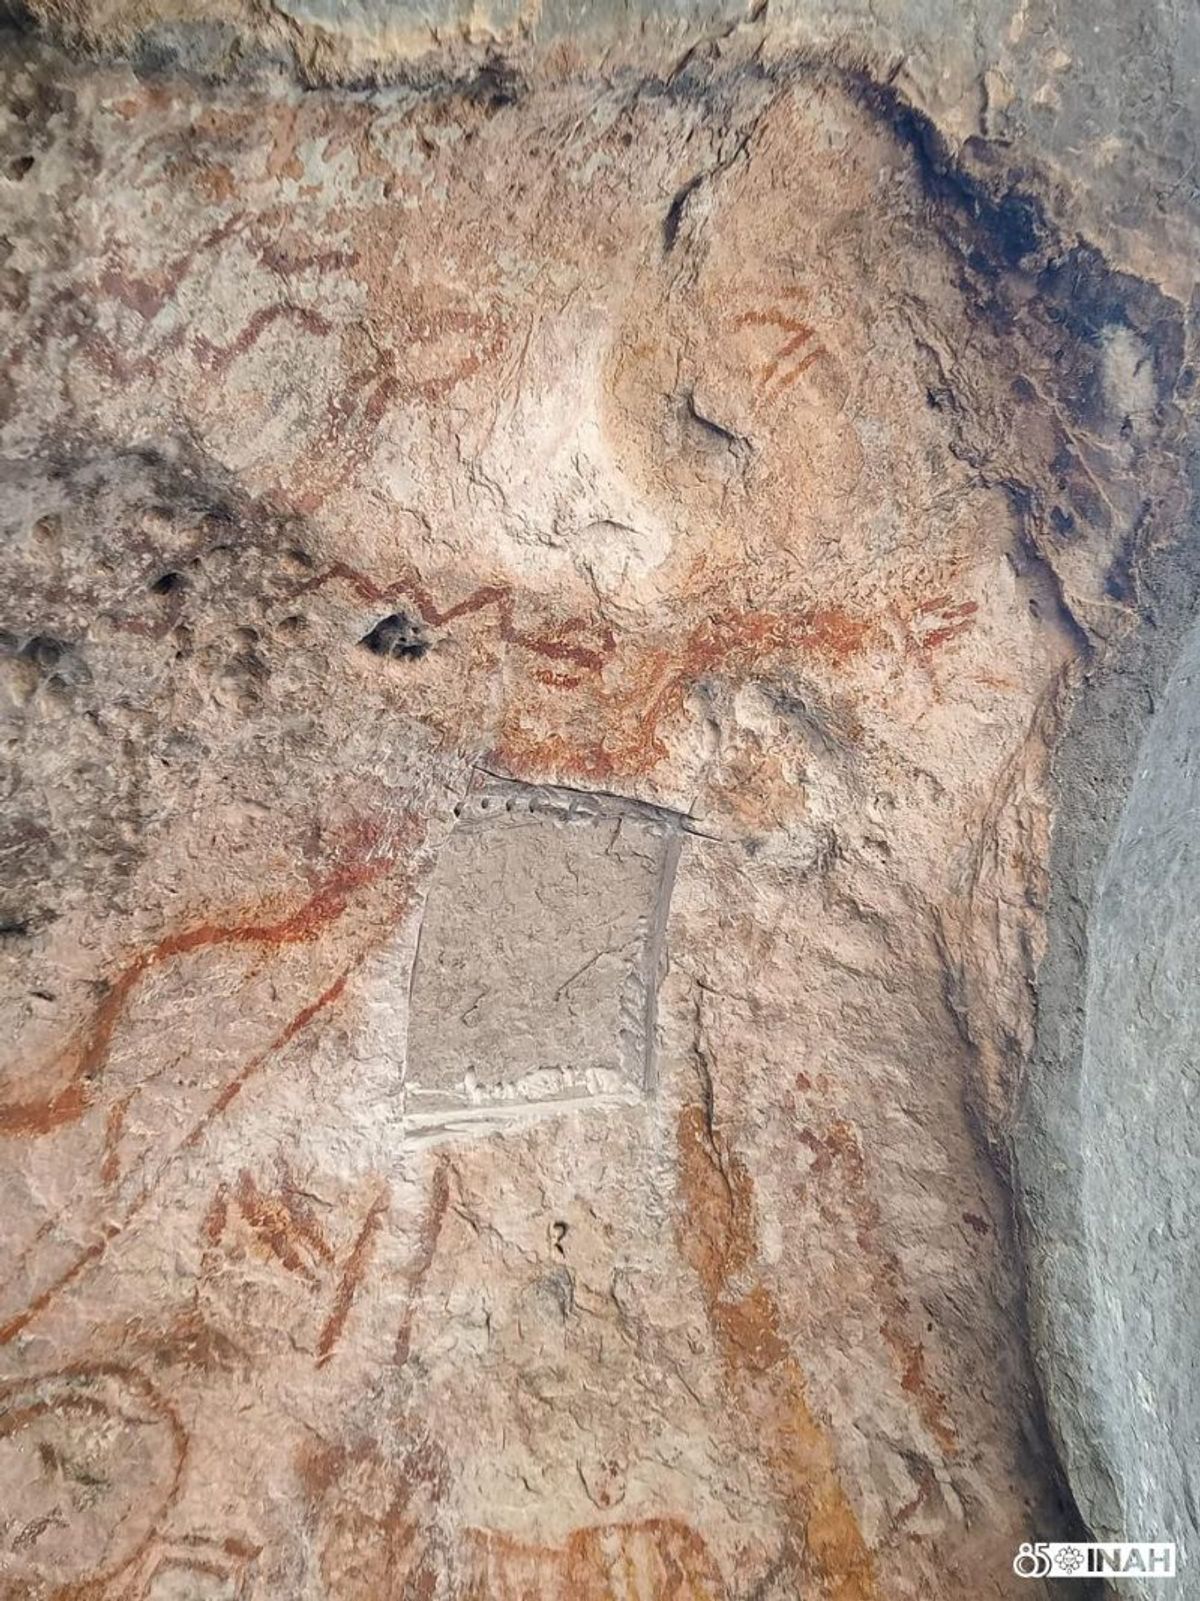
[1016,432,1200,1589]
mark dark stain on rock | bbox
[848,67,1186,438]
[848,72,1046,271]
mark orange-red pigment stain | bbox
[316,1184,390,1367]
[0,1237,113,1348]
[292,559,881,785]
[182,967,353,1148]
[903,593,979,653]
[0,819,421,1345]
[100,1091,134,1186]
[798,1120,958,1458]
[394,1156,452,1367]
[499,605,873,783]
[674,1104,878,1601]
[0,1364,189,1594]
[213,1171,336,1285]
[0,961,358,1347]
[0,853,389,1139]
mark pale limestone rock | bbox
[0,6,1197,1599]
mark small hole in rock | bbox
[150,571,186,595]
[7,155,34,181]
[21,635,64,671]
[359,612,429,660]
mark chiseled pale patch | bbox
[405,779,681,1137]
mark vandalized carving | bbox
[405,777,682,1139]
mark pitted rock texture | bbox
[0,18,1196,1601]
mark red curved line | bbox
[0,858,385,1138]
[0,1363,188,1589]
[0,966,355,1347]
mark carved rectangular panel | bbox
[405,778,681,1139]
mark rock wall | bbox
[1016,402,1200,1596]
[0,5,1197,1598]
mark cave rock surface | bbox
[1,4,1199,1597]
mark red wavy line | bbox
[300,561,616,673]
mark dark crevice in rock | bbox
[149,569,187,595]
[663,173,705,253]
[999,479,1094,660]
[848,71,1047,269]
